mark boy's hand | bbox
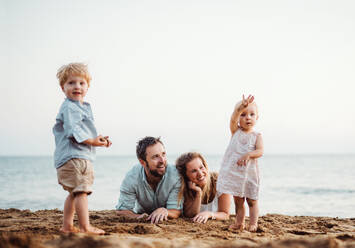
[92,135,108,147]
[100,136,112,147]
[237,153,250,166]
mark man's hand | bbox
[192,211,213,223]
[147,208,168,224]
[188,181,202,193]
[237,153,250,166]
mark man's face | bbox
[141,142,167,178]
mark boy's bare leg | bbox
[74,192,105,235]
[229,196,245,230]
[246,198,258,232]
[61,193,78,233]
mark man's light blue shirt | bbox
[53,98,97,168]
[116,164,182,214]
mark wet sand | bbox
[0,209,354,248]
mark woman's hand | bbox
[192,211,213,223]
[237,153,250,166]
[188,181,202,193]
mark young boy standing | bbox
[53,63,111,234]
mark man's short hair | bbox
[136,136,164,161]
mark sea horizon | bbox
[1,154,354,218]
[1,153,355,158]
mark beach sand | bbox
[0,209,354,248]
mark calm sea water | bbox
[0,155,354,218]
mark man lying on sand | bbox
[116,136,182,223]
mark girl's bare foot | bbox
[80,225,105,235]
[229,223,245,231]
[60,226,79,233]
[248,224,258,232]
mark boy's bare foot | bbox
[229,223,245,231]
[248,224,258,232]
[80,225,105,235]
[60,226,79,233]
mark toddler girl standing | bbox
[217,95,264,232]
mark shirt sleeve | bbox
[115,173,137,211]
[62,106,91,143]
[166,178,183,210]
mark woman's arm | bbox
[183,190,202,218]
[167,209,181,219]
[192,194,231,223]
[214,193,231,220]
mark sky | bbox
[1,0,355,156]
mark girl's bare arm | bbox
[237,134,264,166]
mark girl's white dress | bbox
[217,129,260,200]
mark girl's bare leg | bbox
[74,192,105,235]
[61,193,78,233]
[246,198,258,232]
[229,196,245,230]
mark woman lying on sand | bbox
[176,152,231,223]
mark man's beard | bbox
[146,161,166,178]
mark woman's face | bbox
[185,157,208,188]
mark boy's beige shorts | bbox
[57,158,94,195]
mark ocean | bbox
[0,155,354,218]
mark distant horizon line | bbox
[0,153,354,157]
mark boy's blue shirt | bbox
[116,164,183,213]
[53,98,97,168]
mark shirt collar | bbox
[65,97,89,107]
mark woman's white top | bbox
[200,172,219,212]
[200,193,219,212]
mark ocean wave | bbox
[278,187,355,195]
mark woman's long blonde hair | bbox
[176,152,213,204]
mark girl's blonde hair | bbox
[56,63,92,88]
[176,152,214,204]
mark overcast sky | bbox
[1,0,354,156]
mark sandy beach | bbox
[0,209,354,248]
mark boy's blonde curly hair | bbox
[56,63,92,88]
